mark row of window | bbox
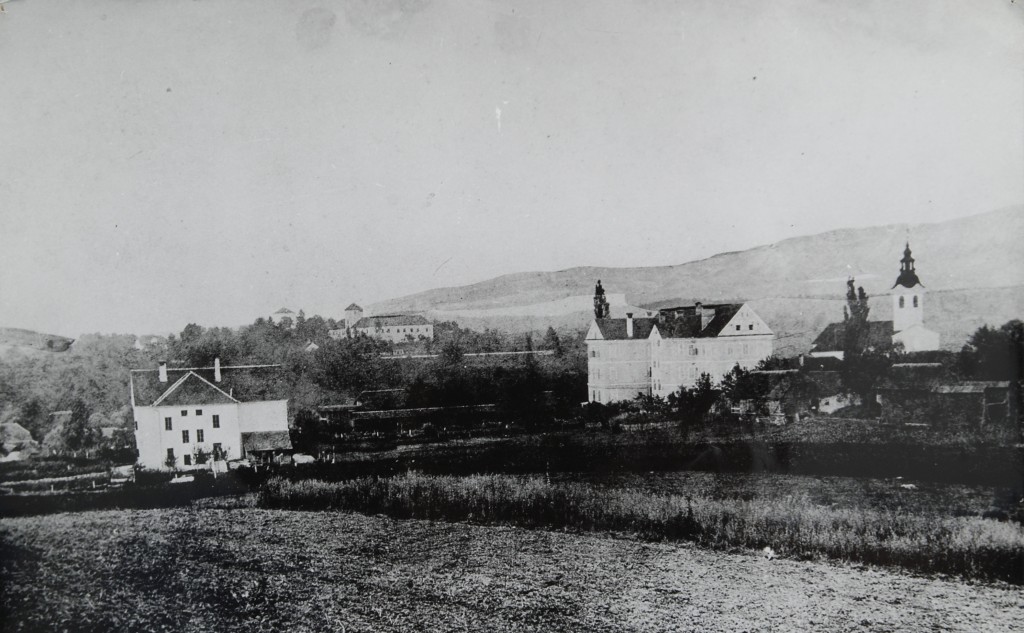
[166,444,223,466]
[182,429,205,443]
[164,414,220,431]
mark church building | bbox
[810,243,940,358]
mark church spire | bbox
[892,242,922,289]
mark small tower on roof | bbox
[345,303,364,330]
[593,280,610,319]
[891,242,925,335]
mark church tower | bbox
[891,242,924,333]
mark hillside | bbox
[371,207,1024,352]
[0,328,74,358]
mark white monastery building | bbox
[329,303,434,344]
[131,359,290,470]
[586,280,774,403]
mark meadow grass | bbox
[259,472,1024,584]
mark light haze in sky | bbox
[1,0,1021,336]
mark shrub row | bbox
[259,472,1024,584]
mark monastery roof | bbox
[353,314,431,328]
[655,303,744,338]
[811,321,894,353]
[132,365,286,407]
[591,317,659,340]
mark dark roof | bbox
[592,317,658,340]
[893,243,923,289]
[353,314,431,328]
[811,321,894,353]
[345,303,363,311]
[875,363,947,390]
[153,372,237,406]
[241,431,293,452]
[273,308,295,315]
[132,365,287,407]
[655,304,743,338]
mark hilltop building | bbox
[130,359,290,470]
[585,287,774,403]
[270,307,297,328]
[329,303,434,344]
[811,243,940,359]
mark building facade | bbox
[586,301,774,404]
[131,360,290,470]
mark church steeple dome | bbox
[892,242,922,289]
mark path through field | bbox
[1,506,1021,632]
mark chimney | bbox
[626,313,634,338]
[696,302,713,330]
[214,357,222,383]
[158,361,168,383]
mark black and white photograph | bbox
[1,1,1022,631]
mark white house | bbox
[585,299,774,404]
[131,359,291,470]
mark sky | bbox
[1,0,1021,337]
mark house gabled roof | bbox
[132,365,286,407]
[273,307,295,315]
[152,372,239,407]
[590,317,658,340]
[353,314,431,328]
[345,303,363,311]
[811,321,894,353]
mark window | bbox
[748,324,754,330]
[134,420,138,430]
[166,448,175,463]
[195,409,202,416]
[181,410,188,417]
[899,296,905,308]
[213,442,223,458]
[736,325,741,331]
[182,430,189,443]
[197,429,204,443]
[913,295,918,308]
[212,415,220,429]
[164,417,172,431]
[183,455,192,466]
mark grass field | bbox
[2,507,1022,632]
[259,472,1024,584]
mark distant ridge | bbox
[0,328,75,356]
[370,206,1024,352]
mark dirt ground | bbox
[1,506,1021,632]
